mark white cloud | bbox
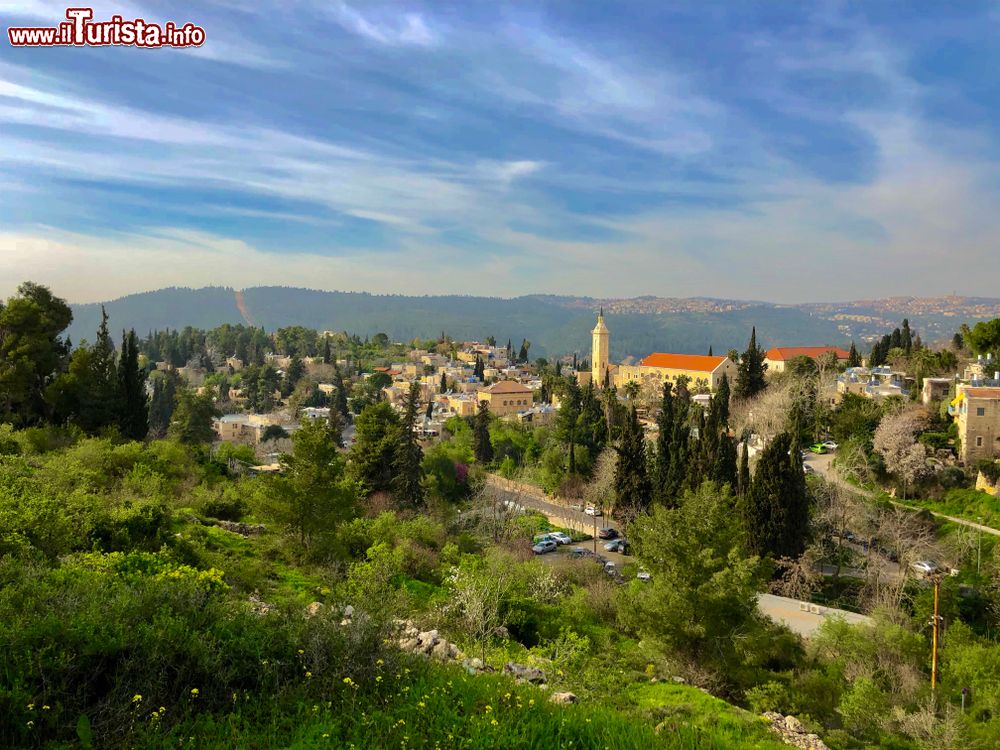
[330,2,438,47]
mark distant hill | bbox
[68,286,846,360]
[68,286,998,359]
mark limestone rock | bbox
[503,662,546,684]
[550,692,577,704]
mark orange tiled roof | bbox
[639,353,728,372]
[765,346,851,361]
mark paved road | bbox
[757,593,872,637]
[805,451,1000,538]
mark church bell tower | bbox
[592,308,609,387]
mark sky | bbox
[2,1,1000,304]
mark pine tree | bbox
[613,406,651,518]
[392,382,425,506]
[148,369,179,438]
[603,368,611,389]
[734,327,767,400]
[847,341,861,367]
[117,329,148,440]
[439,371,448,394]
[322,337,332,365]
[518,339,530,364]
[576,382,607,460]
[473,400,494,464]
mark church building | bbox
[585,310,737,392]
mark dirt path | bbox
[234,289,256,327]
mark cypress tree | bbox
[439,371,448,394]
[708,345,713,356]
[734,327,767,400]
[653,382,675,505]
[738,439,750,498]
[847,341,861,368]
[333,364,350,419]
[473,399,494,464]
[328,405,345,448]
[614,406,651,518]
[743,432,809,559]
[901,319,912,355]
[714,431,738,489]
[322,337,332,365]
[715,373,731,427]
[117,329,148,440]
[392,382,425,506]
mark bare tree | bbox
[584,447,616,514]
[441,554,517,661]
[466,481,526,545]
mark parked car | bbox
[911,560,939,575]
[569,547,587,558]
[569,503,584,512]
[821,441,839,451]
[533,533,556,544]
[803,464,815,475]
[584,505,602,516]
[532,540,558,555]
[503,500,525,513]
[598,527,619,540]
[549,532,572,545]
[603,539,628,553]
[603,561,617,576]
[809,443,828,454]
[637,569,652,582]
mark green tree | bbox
[734,327,767,400]
[555,377,582,475]
[613,406,650,518]
[274,417,357,547]
[117,329,148,440]
[328,406,345,449]
[743,432,810,559]
[282,355,305,397]
[168,388,219,444]
[847,341,862,367]
[393,382,425,506]
[147,369,180,438]
[349,401,401,496]
[439,371,448,394]
[332,364,350,419]
[653,382,675,506]
[738,439,750,498]
[0,283,73,426]
[473,399,494,464]
[621,481,768,670]
[715,373,731,427]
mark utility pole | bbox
[593,510,597,555]
[931,575,941,692]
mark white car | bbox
[821,441,839,451]
[584,505,603,517]
[549,532,572,545]
[532,539,558,555]
[803,464,815,475]
[637,569,652,582]
[603,561,617,576]
[911,560,939,575]
[503,500,525,513]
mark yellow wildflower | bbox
[132,694,143,704]
[190,688,199,696]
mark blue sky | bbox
[2,1,1000,302]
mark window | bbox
[978,407,986,417]
[977,436,984,447]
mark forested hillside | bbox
[70,286,847,359]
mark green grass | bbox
[901,488,1000,530]
[130,661,789,750]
